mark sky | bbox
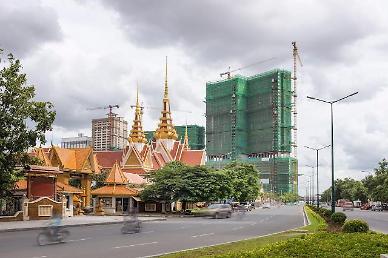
[1,0,388,195]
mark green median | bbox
[161,206,388,258]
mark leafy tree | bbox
[91,169,109,189]
[0,50,55,196]
[223,162,260,202]
[322,178,368,203]
[280,192,299,203]
[362,158,388,202]
[140,161,232,203]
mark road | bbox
[0,205,303,258]
[342,209,388,233]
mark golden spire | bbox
[183,124,190,150]
[129,84,147,144]
[154,57,178,140]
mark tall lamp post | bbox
[307,91,358,213]
[304,145,330,208]
[305,165,315,205]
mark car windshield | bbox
[208,204,222,209]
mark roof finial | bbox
[164,56,168,98]
[183,123,189,150]
[136,82,140,107]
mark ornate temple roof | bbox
[129,86,147,144]
[154,57,178,140]
[105,161,128,185]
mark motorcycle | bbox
[37,226,70,246]
[121,215,142,234]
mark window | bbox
[145,203,156,212]
[38,205,53,216]
[101,197,112,207]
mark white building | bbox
[61,133,92,149]
[92,117,128,151]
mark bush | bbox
[331,212,347,225]
[321,208,333,219]
[342,219,369,233]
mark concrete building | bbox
[61,133,92,149]
[92,117,128,151]
[205,69,298,194]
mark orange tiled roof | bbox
[122,168,147,175]
[106,162,128,184]
[124,173,147,185]
[91,185,138,196]
[74,147,92,170]
[179,150,205,166]
[15,179,27,190]
[95,151,123,168]
[56,182,83,194]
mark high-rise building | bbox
[145,125,205,150]
[61,133,92,149]
[205,69,298,194]
[92,117,128,151]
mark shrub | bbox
[321,208,333,219]
[342,219,369,233]
[331,212,347,225]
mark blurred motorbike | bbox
[37,226,70,245]
[121,211,141,234]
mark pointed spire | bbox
[164,56,168,98]
[129,84,147,144]
[183,124,190,150]
[154,57,178,141]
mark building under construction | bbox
[206,69,298,194]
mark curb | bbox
[303,206,311,226]
[0,218,166,233]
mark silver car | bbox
[205,204,232,219]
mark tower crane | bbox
[87,104,120,150]
[291,41,303,158]
[220,57,276,79]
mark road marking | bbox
[68,237,92,242]
[250,222,257,226]
[114,241,158,249]
[191,233,214,238]
[141,230,155,234]
[232,226,244,230]
[32,256,47,258]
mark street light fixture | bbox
[307,91,358,213]
[304,145,330,208]
[305,165,315,205]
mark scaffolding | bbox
[206,69,296,194]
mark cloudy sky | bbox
[1,0,388,194]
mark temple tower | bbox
[129,85,147,152]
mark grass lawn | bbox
[162,206,316,258]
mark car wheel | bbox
[215,213,220,219]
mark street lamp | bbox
[304,145,330,208]
[305,165,315,205]
[307,91,358,213]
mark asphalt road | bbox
[0,205,303,258]
[342,208,388,233]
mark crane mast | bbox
[292,41,302,158]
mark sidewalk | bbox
[0,215,166,233]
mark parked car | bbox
[342,202,354,211]
[204,204,232,219]
[382,203,388,211]
[262,203,271,209]
[371,204,383,211]
[360,203,371,210]
[240,202,253,211]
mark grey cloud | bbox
[0,2,62,56]
[102,0,379,67]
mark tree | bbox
[0,50,56,196]
[280,192,299,203]
[223,162,260,202]
[140,162,232,203]
[322,178,369,203]
[362,159,388,202]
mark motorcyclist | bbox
[48,211,62,239]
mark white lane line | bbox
[232,226,244,230]
[250,222,257,226]
[32,256,47,258]
[140,230,155,234]
[191,233,215,238]
[114,241,158,249]
[68,237,92,242]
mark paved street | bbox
[0,205,303,258]
[342,209,388,234]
